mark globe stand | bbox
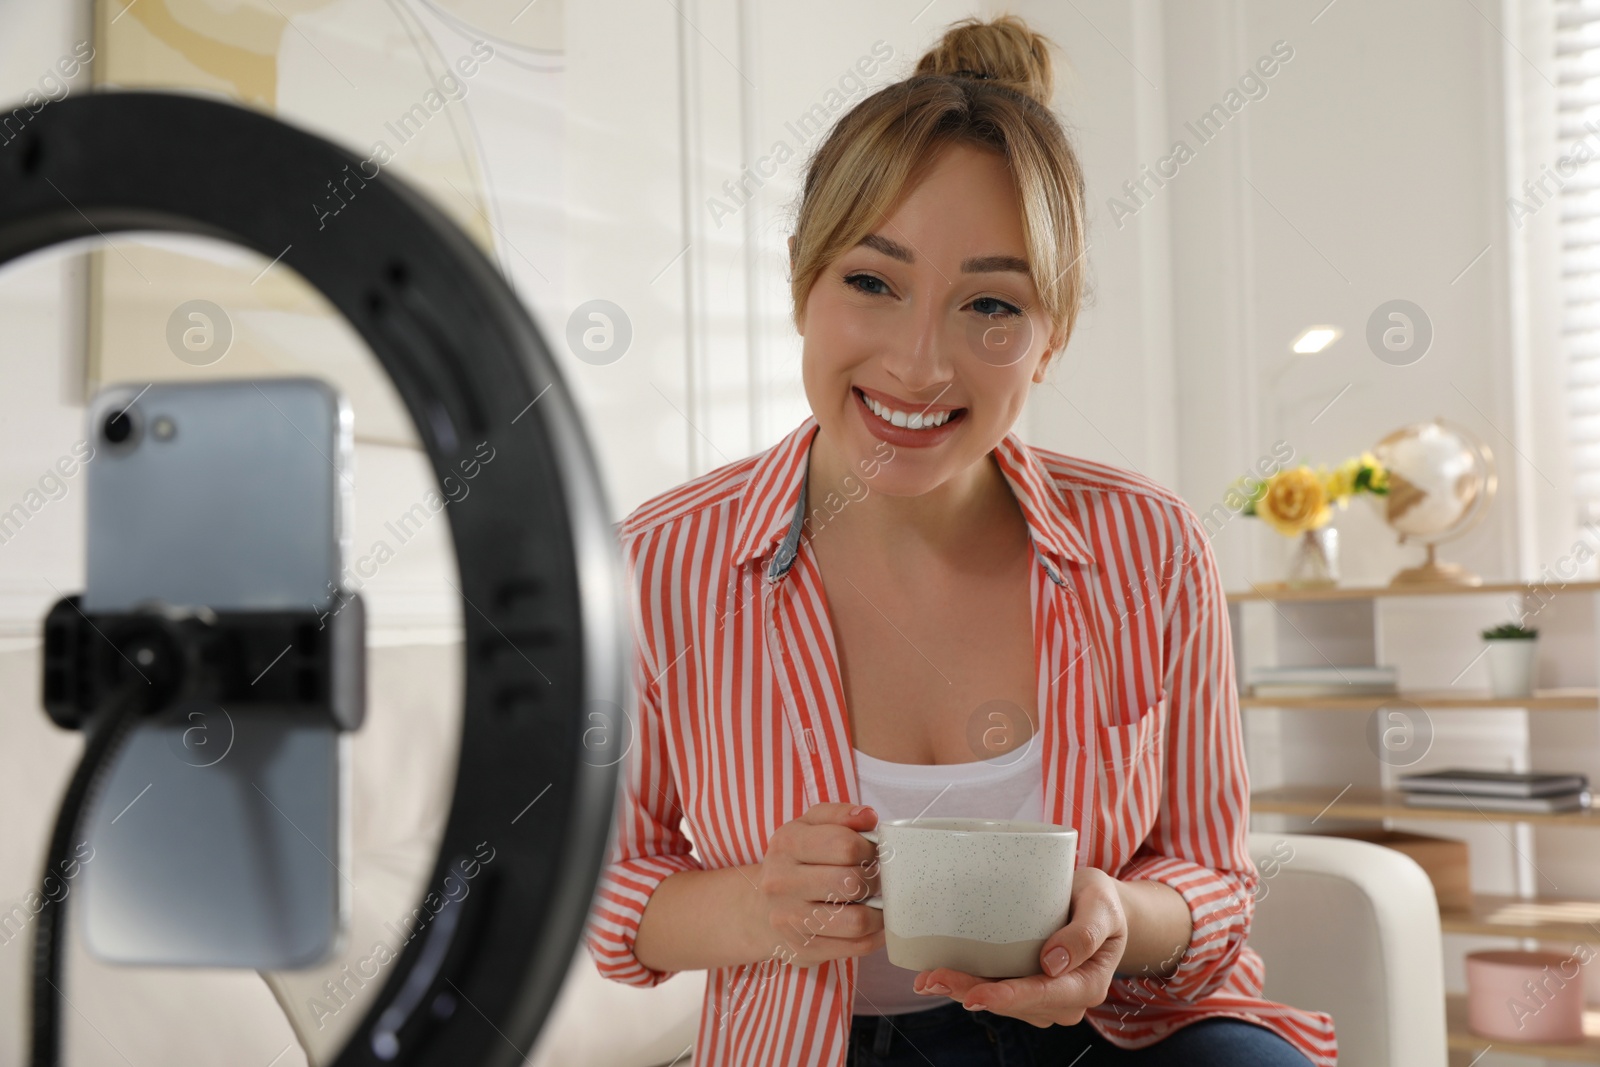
[1388,539,1482,587]
[1374,417,1496,590]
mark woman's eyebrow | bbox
[855,232,1030,274]
[961,254,1031,274]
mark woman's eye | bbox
[844,272,889,296]
[971,296,1023,318]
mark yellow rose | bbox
[1257,466,1331,537]
[1324,459,1358,503]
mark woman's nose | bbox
[879,301,959,388]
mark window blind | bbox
[1557,0,1600,523]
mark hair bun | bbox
[914,14,1056,107]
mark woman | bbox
[584,14,1336,1067]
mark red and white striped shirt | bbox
[583,414,1337,1067]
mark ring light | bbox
[0,90,627,1067]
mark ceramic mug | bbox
[858,817,1078,978]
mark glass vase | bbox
[1286,526,1339,588]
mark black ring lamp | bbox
[0,90,627,1067]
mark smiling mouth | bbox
[854,387,967,428]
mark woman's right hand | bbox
[750,802,886,967]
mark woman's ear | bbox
[787,234,796,270]
[1033,326,1066,382]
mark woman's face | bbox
[793,140,1057,499]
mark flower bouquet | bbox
[1231,453,1390,588]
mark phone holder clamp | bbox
[40,593,366,732]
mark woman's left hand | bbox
[911,867,1128,1028]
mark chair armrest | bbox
[1247,831,1447,1067]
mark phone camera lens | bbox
[103,408,135,445]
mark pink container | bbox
[1466,950,1588,1044]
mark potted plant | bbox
[1231,452,1389,588]
[1481,621,1539,699]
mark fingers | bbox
[764,925,884,966]
[755,804,893,966]
[914,908,1124,1018]
[801,801,877,828]
[841,863,880,904]
[1047,876,1121,978]
[766,834,879,898]
[916,967,1080,1023]
[914,968,1035,1004]
[971,982,1044,1021]
[766,846,884,938]
[913,967,985,1000]
[788,819,880,868]
[789,803,879,869]
[782,900,882,940]
[764,867,865,911]
[1043,921,1100,980]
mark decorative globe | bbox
[1369,418,1496,585]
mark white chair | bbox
[1245,830,1448,1067]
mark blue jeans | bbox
[848,1000,1314,1066]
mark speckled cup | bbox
[859,817,1078,978]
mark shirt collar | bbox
[729,414,1098,583]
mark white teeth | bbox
[862,391,956,430]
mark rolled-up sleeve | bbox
[1112,503,1257,1004]
[582,533,703,987]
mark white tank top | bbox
[849,739,1045,1016]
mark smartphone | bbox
[75,377,353,969]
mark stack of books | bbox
[1399,769,1593,814]
[1246,665,1399,699]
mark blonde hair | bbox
[789,15,1090,369]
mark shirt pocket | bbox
[1092,691,1166,837]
